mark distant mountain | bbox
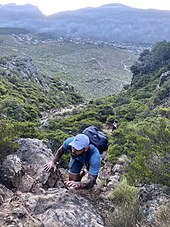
[0,3,170,43]
[0,3,45,30]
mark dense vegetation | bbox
[0,54,84,159]
[0,41,169,189]
[40,40,169,187]
[0,55,83,121]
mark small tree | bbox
[125,118,170,186]
[0,119,19,160]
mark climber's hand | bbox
[64,181,81,189]
[43,161,56,172]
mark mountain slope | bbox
[0,55,83,122]
[39,40,170,188]
[0,34,137,100]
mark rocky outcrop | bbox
[0,138,106,226]
[0,185,105,227]
[0,154,23,190]
[0,56,49,90]
[158,71,170,87]
[0,138,169,226]
[139,184,170,226]
[0,138,66,192]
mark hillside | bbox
[0,5,170,227]
[37,40,170,185]
[0,33,137,100]
[0,3,170,43]
[0,40,169,227]
[0,55,83,122]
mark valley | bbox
[0,3,170,227]
[0,34,138,100]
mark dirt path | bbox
[40,105,84,126]
[121,57,132,73]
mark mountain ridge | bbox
[0,3,170,43]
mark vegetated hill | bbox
[0,3,170,43]
[0,55,83,122]
[0,40,169,227]
[38,40,170,187]
[0,33,138,100]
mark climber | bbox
[107,119,119,132]
[44,134,100,190]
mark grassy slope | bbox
[0,34,137,100]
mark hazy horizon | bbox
[0,0,170,15]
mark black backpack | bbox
[83,126,108,154]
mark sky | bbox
[0,0,170,15]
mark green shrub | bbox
[109,178,139,204]
[125,118,170,186]
[108,126,128,162]
[158,107,170,119]
[108,178,140,227]
[14,121,39,138]
[45,129,68,152]
[0,119,19,159]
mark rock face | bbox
[0,186,105,227]
[0,154,23,189]
[0,138,105,226]
[0,138,169,226]
[159,71,170,87]
[0,138,59,192]
[0,56,49,90]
